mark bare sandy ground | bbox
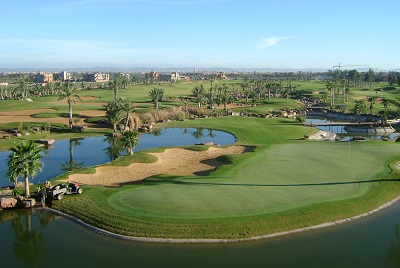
[68,146,247,187]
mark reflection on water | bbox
[306,116,399,141]
[59,138,85,172]
[3,209,47,267]
[3,202,400,267]
[0,128,235,187]
[102,135,124,161]
[385,224,400,267]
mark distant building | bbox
[60,71,71,81]
[216,72,227,80]
[158,72,181,82]
[54,71,72,81]
[0,82,8,87]
[34,72,53,83]
[180,75,190,81]
[82,72,110,82]
[144,70,159,83]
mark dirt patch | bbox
[68,146,247,187]
[0,109,62,124]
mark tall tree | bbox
[6,140,43,197]
[353,99,366,125]
[208,75,216,109]
[326,81,335,108]
[192,85,206,109]
[379,109,388,127]
[105,101,123,133]
[364,68,375,88]
[149,88,164,110]
[122,130,139,155]
[367,96,376,116]
[58,81,82,129]
[117,97,136,131]
[110,73,123,99]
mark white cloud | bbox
[258,36,291,49]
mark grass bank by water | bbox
[51,117,400,239]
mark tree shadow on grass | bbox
[139,177,400,188]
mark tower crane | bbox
[333,63,368,71]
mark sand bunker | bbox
[68,146,246,187]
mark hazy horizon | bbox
[1,0,399,70]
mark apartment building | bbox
[82,72,110,82]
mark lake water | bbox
[306,116,400,141]
[2,200,400,268]
[0,128,235,187]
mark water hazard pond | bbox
[2,201,400,267]
[0,128,235,187]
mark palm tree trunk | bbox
[24,175,30,197]
[68,101,73,128]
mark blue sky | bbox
[1,0,399,70]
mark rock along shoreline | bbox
[39,194,400,244]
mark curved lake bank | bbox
[43,194,400,244]
[2,197,400,267]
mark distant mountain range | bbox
[0,66,398,73]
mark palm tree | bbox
[118,98,136,131]
[367,96,376,116]
[105,101,123,132]
[192,85,206,109]
[379,109,388,127]
[221,88,231,110]
[110,73,123,99]
[149,88,164,110]
[208,76,216,109]
[240,81,251,105]
[58,82,82,129]
[121,75,129,89]
[326,81,335,108]
[353,99,366,125]
[6,140,43,197]
[122,130,139,155]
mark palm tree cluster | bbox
[105,97,137,133]
[189,79,293,111]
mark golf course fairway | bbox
[53,117,400,240]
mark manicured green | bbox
[51,117,400,239]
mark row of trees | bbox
[189,78,303,111]
[352,97,391,126]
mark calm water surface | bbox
[0,128,235,187]
[306,116,400,141]
[1,200,400,268]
